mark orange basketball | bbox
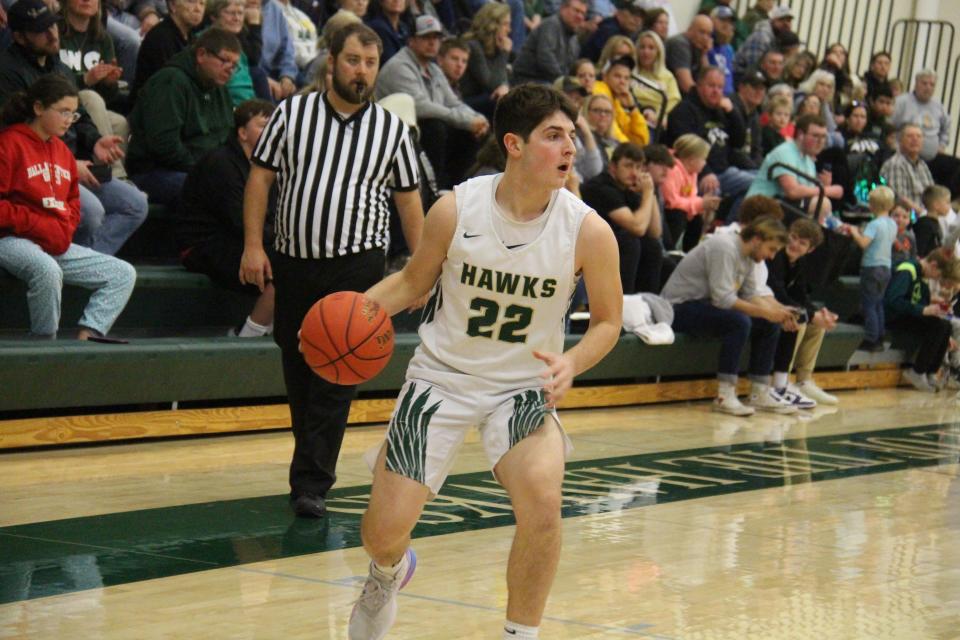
[300,291,394,385]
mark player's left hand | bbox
[533,350,575,408]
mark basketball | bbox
[299,291,394,385]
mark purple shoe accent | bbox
[398,548,417,589]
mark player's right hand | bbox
[239,246,272,292]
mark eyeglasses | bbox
[208,51,238,70]
[221,8,244,16]
[52,109,81,123]
[588,107,613,115]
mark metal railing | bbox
[885,20,956,103]
[949,53,960,157]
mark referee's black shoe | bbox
[291,493,327,518]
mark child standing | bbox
[847,186,898,351]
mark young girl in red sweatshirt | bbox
[0,75,135,339]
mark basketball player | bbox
[346,84,624,639]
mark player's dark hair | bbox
[493,83,578,157]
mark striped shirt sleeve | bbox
[251,97,288,171]
[389,124,420,192]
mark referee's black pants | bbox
[272,250,386,499]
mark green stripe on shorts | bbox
[508,389,546,449]
[386,382,442,485]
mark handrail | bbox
[767,162,825,220]
[885,19,956,104]
[630,73,668,143]
[949,53,960,157]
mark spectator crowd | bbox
[2,0,960,406]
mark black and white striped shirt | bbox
[252,91,419,259]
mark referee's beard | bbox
[332,73,373,104]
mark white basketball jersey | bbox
[407,174,590,389]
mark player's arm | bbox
[535,212,623,407]
[366,191,456,316]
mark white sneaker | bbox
[903,369,937,393]
[776,384,817,410]
[797,380,838,405]
[349,548,417,640]
[748,385,799,414]
[713,386,755,416]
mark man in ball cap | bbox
[733,4,794,80]
[376,14,489,189]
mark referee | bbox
[240,23,424,518]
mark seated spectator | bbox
[375,15,488,190]
[572,58,596,93]
[259,0,298,98]
[581,141,663,294]
[100,1,145,85]
[0,75,135,340]
[661,133,719,252]
[58,0,124,111]
[818,42,855,111]
[126,28,240,205]
[131,0,205,101]
[643,6,669,43]
[632,30,680,129]
[730,70,766,168]
[755,47,784,87]
[511,0,586,85]
[733,4,793,81]
[865,83,896,149]
[760,94,791,155]
[666,66,756,217]
[177,99,277,337]
[845,186,897,351]
[782,50,815,89]
[553,76,604,183]
[460,3,512,120]
[737,0,772,43]
[640,141,675,257]
[796,69,843,148]
[305,7,361,85]
[272,0,317,85]
[662,216,798,415]
[706,6,736,95]
[581,0,644,63]
[881,123,934,214]
[364,0,413,65]
[913,185,956,257]
[862,50,891,100]
[885,248,960,391]
[206,0,270,107]
[467,133,505,177]
[749,114,842,223]
[336,0,370,18]
[891,205,917,265]
[767,218,840,407]
[664,13,712,94]
[892,70,960,199]
[0,0,148,256]
[582,93,618,159]
[595,34,634,74]
[592,54,649,145]
[437,37,469,96]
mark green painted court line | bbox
[1,423,958,605]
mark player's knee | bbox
[514,489,562,532]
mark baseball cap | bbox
[711,6,736,21]
[553,76,588,96]
[615,0,645,13]
[739,70,767,87]
[770,6,794,20]
[414,15,443,37]
[8,0,59,33]
[607,55,636,72]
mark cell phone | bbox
[89,163,112,183]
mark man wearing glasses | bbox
[747,113,843,224]
[126,28,240,206]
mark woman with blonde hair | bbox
[633,30,679,128]
[661,133,721,251]
[596,35,635,75]
[582,93,618,159]
[461,2,512,115]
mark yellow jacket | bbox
[592,81,650,146]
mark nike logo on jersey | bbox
[463,232,481,238]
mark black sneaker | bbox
[857,339,877,352]
[291,493,326,518]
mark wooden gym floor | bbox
[1,387,958,639]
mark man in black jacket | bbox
[130,0,205,101]
[665,66,756,218]
[177,98,277,337]
[766,217,840,407]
